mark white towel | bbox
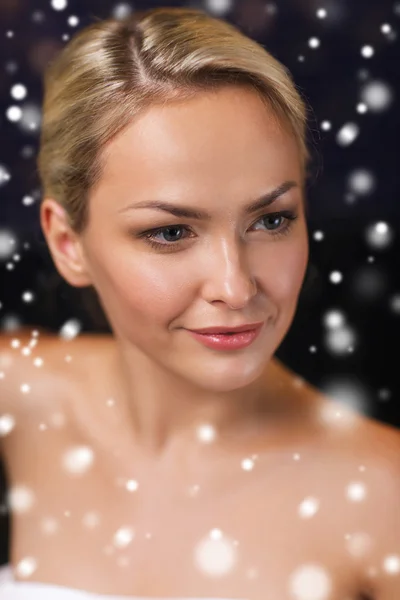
[0,564,245,600]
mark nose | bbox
[201,238,258,309]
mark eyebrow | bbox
[119,180,298,220]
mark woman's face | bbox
[59,86,309,390]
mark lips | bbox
[187,323,264,350]
[189,322,264,335]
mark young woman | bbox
[0,7,399,600]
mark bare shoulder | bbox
[317,391,400,469]
[274,356,400,460]
[309,392,400,598]
[0,327,56,414]
[338,414,400,599]
[353,409,400,464]
[275,361,400,597]
[0,327,112,418]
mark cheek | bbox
[258,239,308,302]
[102,258,185,323]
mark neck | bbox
[101,339,308,469]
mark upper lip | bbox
[188,322,264,334]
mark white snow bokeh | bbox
[298,496,320,519]
[125,479,139,492]
[111,2,134,20]
[347,169,376,196]
[361,45,374,58]
[360,80,394,112]
[62,445,95,475]
[10,83,27,100]
[0,414,16,436]
[51,0,68,10]
[59,318,82,340]
[365,221,394,250]
[194,528,238,578]
[0,165,11,188]
[40,516,60,535]
[323,309,346,330]
[318,376,372,420]
[346,481,367,502]
[15,557,38,578]
[382,554,400,575]
[288,563,332,600]
[322,309,357,356]
[196,423,217,444]
[309,37,320,48]
[336,123,359,146]
[329,270,342,284]
[0,229,17,260]
[205,0,232,17]
[7,484,35,514]
[113,526,135,548]
[82,511,101,529]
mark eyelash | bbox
[138,210,299,252]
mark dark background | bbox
[0,0,399,566]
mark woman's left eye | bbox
[137,210,299,251]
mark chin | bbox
[186,360,269,392]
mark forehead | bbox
[96,87,302,204]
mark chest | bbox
[6,428,362,600]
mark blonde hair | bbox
[37,6,310,235]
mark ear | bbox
[40,198,93,288]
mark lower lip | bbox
[187,324,263,350]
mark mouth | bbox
[188,322,264,335]
[186,323,264,350]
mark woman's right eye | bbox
[140,224,194,251]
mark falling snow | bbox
[288,564,332,600]
[194,529,238,577]
[0,3,399,597]
[62,445,95,475]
